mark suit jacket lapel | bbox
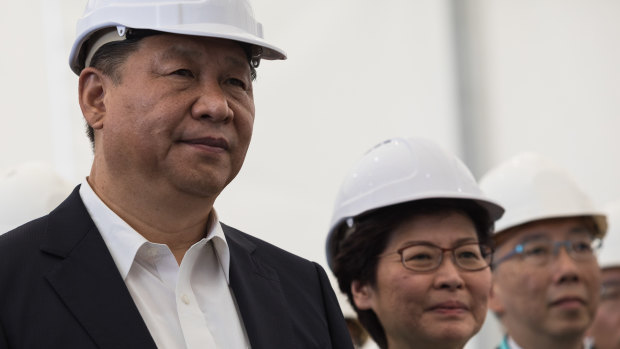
[41,187,157,349]
[224,225,297,348]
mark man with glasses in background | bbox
[480,153,607,349]
[586,200,620,349]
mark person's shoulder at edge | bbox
[221,222,329,278]
[0,214,49,254]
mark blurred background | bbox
[2,0,619,347]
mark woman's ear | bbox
[351,280,375,311]
[78,67,108,132]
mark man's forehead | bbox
[143,34,249,65]
[495,216,595,247]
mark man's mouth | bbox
[426,301,469,314]
[180,137,229,151]
[549,296,586,308]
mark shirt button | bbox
[181,294,190,305]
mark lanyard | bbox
[499,336,511,349]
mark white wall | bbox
[2,1,620,348]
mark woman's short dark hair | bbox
[82,29,258,148]
[331,198,493,349]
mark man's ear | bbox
[488,281,505,316]
[351,280,375,311]
[78,67,108,132]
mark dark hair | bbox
[331,198,493,349]
[82,29,259,148]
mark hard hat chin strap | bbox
[84,26,128,69]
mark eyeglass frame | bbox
[379,241,494,272]
[492,234,602,268]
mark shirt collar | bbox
[79,178,231,283]
[506,335,591,349]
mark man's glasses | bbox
[493,233,601,268]
[381,242,494,272]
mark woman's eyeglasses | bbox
[381,242,494,272]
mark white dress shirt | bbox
[79,179,250,349]
[504,335,592,349]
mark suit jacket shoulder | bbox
[0,187,156,349]
[222,223,354,349]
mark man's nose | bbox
[552,244,580,284]
[191,83,234,123]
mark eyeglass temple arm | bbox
[491,245,523,268]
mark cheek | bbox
[495,267,549,310]
[507,267,547,295]
[235,109,254,136]
[467,272,492,315]
[583,267,602,296]
[374,263,422,303]
[381,272,429,310]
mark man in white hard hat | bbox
[586,200,620,349]
[479,153,606,349]
[0,1,353,348]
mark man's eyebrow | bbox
[518,233,547,244]
[567,226,594,235]
[225,55,249,70]
[157,45,248,70]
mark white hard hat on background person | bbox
[598,200,620,269]
[69,0,287,75]
[325,137,504,269]
[0,162,74,234]
[478,152,607,241]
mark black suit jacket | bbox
[0,187,353,349]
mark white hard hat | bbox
[0,162,74,234]
[326,137,504,269]
[598,200,620,269]
[69,0,286,75]
[479,152,607,240]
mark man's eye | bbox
[227,78,247,89]
[572,241,592,252]
[172,69,195,78]
[524,245,550,256]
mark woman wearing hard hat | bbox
[326,137,504,349]
[479,153,606,349]
[586,200,620,349]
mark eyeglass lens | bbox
[515,233,598,265]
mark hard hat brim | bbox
[69,22,287,75]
